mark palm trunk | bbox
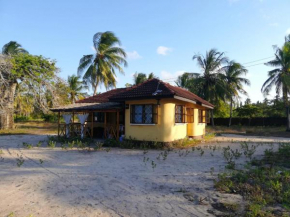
[282,86,290,131]
[228,97,233,127]
[211,110,214,126]
[93,85,98,95]
[0,82,17,130]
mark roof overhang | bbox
[174,95,214,109]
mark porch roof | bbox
[50,102,123,112]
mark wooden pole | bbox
[116,111,119,141]
[91,112,93,138]
[104,112,107,139]
[57,111,60,137]
[72,112,74,123]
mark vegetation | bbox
[77,31,127,95]
[215,143,290,216]
[133,72,156,85]
[67,75,87,103]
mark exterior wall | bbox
[124,98,207,142]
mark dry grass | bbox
[0,121,57,135]
[207,125,289,137]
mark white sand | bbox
[0,134,288,217]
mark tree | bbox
[133,72,157,85]
[235,104,261,125]
[219,61,250,126]
[67,75,87,104]
[78,31,127,95]
[190,49,229,125]
[133,72,147,85]
[0,50,61,129]
[261,35,290,131]
[175,72,199,88]
[2,41,28,55]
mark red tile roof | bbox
[109,78,214,108]
[75,88,129,103]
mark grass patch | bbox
[0,121,57,136]
[214,143,290,216]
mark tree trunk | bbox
[93,85,98,95]
[0,82,17,130]
[282,86,290,131]
[228,97,233,127]
[211,109,214,126]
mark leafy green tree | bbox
[2,41,28,55]
[78,31,127,95]
[133,72,156,85]
[235,104,261,125]
[0,50,60,129]
[67,75,87,103]
[261,35,290,131]
[190,49,229,125]
[175,72,199,88]
[220,61,250,126]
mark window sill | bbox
[175,123,187,125]
[130,124,156,126]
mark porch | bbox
[51,102,124,140]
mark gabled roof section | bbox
[109,78,214,108]
[76,88,129,103]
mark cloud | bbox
[269,23,279,27]
[286,28,290,35]
[157,46,172,55]
[160,70,185,85]
[126,51,142,60]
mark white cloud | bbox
[286,28,290,35]
[160,70,185,85]
[157,46,172,56]
[269,22,279,27]
[126,51,142,60]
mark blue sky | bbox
[1,0,290,103]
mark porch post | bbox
[117,111,120,141]
[57,111,60,137]
[72,112,74,123]
[104,112,107,139]
[91,112,93,138]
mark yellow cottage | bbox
[52,79,213,142]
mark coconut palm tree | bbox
[67,75,87,104]
[133,72,156,85]
[220,61,250,126]
[191,49,229,125]
[261,36,290,131]
[77,31,127,95]
[2,41,28,55]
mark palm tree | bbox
[77,31,127,95]
[220,61,250,126]
[175,72,199,88]
[2,41,28,55]
[191,49,229,125]
[261,36,290,131]
[67,75,87,104]
[133,72,156,85]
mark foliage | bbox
[215,144,290,216]
[235,104,261,119]
[78,31,127,95]
[67,74,87,103]
[133,72,157,85]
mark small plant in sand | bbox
[157,150,169,160]
[143,157,149,165]
[7,212,14,217]
[47,140,56,148]
[39,159,44,164]
[0,149,3,154]
[240,142,256,160]
[16,155,25,167]
[22,142,33,149]
[105,148,111,152]
[94,141,103,151]
[151,160,157,170]
[210,167,215,176]
[67,141,75,149]
[36,141,43,147]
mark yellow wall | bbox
[125,98,207,142]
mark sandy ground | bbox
[0,135,289,217]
